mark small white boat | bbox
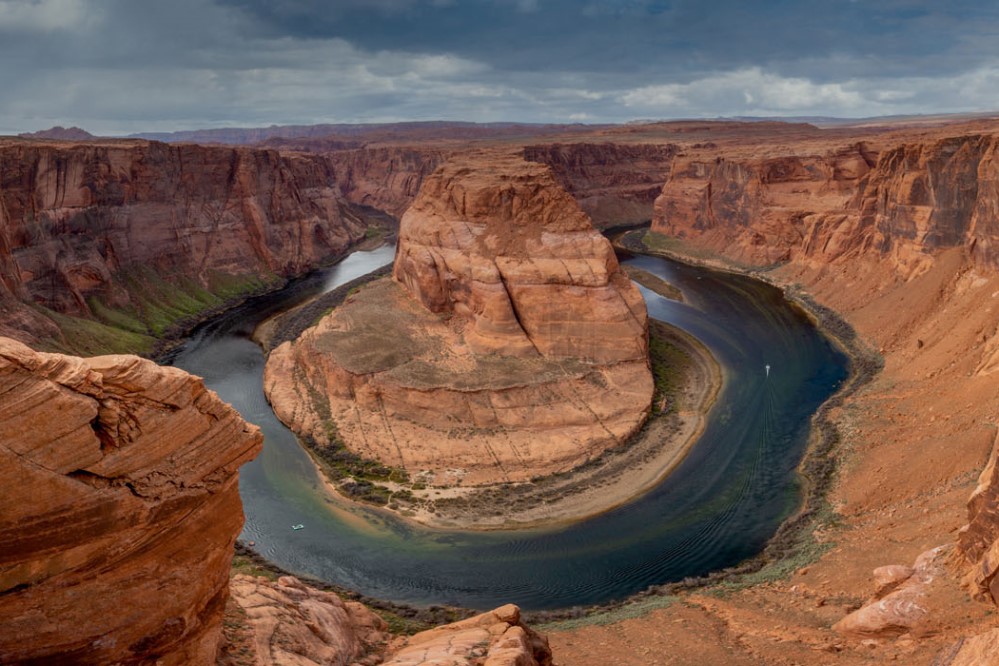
[765,364,770,377]
[291,524,304,530]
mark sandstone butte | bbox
[265,152,654,488]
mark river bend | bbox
[168,245,848,610]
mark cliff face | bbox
[652,134,999,275]
[652,142,876,265]
[286,140,677,231]
[0,139,367,351]
[0,336,262,664]
[959,429,999,606]
[266,153,653,490]
[632,126,999,664]
[325,146,450,218]
[524,142,676,227]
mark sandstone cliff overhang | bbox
[0,336,262,664]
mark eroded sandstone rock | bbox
[225,575,388,666]
[0,336,262,664]
[266,154,652,488]
[959,430,999,606]
[833,546,949,639]
[383,603,551,666]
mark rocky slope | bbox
[0,138,367,354]
[222,575,552,666]
[0,336,262,664]
[266,153,652,491]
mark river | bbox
[167,244,848,611]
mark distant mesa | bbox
[17,126,96,140]
[265,152,654,489]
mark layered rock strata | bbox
[652,142,876,266]
[652,134,999,274]
[325,146,450,218]
[224,575,389,665]
[959,429,999,605]
[0,139,367,350]
[267,154,652,486]
[524,142,676,227]
[0,336,262,664]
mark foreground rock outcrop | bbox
[0,336,262,664]
[224,575,389,666]
[383,603,551,666]
[0,138,367,353]
[224,575,552,666]
[960,430,999,605]
[266,153,652,490]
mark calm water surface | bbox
[168,245,848,610]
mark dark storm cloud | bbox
[219,0,999,81]
[3,0,999,133]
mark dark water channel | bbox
[167,245,848,611]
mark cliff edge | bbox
[0,336,262,664]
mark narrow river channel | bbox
[167,244,848,611]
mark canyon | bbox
[3,116,999,663]
[0,138,368,355]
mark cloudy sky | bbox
[3,0,999,134]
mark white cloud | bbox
[622,67,865,116]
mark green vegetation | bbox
[37,266,283,357]
[648,320,691,415]
[535,595,681,632]
[231,553,281,582]
[297,378,411,507]
[373,608,434,636]
[37,307,156,356]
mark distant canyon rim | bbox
[2,115,999,664]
